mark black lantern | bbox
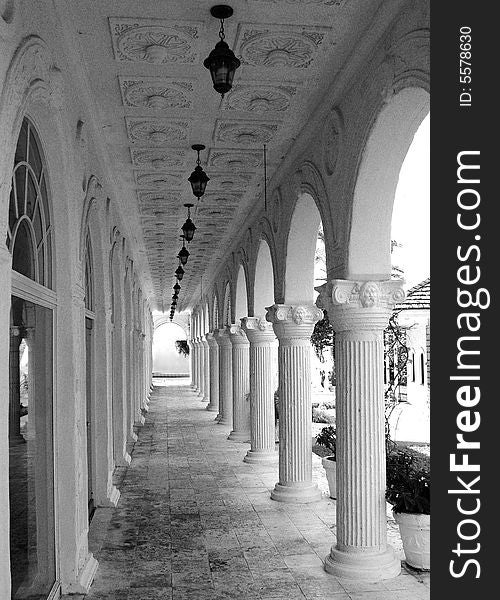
[173,283,181,293]
[177,236,190,265]
[175,265,185,281]
[203,5,240,98]
[181,203,196,242]
[188,144,210,198]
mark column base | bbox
[324,545,401,582]
[271,482,321,503]
[227,430,250,443]
[206,404,218,412]
[134,414,145,427]
[61,553,98,594]
[243,449,278,464]
[115,452,132,467]
[214,413,222,421]
[218,416,231,426]
[201,396,209,402]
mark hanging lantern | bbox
[181,203,196,242]
[175,265,185,281]
[173,283,181,293]
[203,5,240,98]
[177,236,190,265]
[188,144,210,198]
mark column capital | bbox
[316,279,405,333]
[229,323,249,345]
[213,327,232,347]
[265,304,323,341]
[241,316,276,344]
[206,332,217,348]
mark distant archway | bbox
[234,264,248,322]
[152,322,189,377]
[284,192,322,304]
[253,240,274,316]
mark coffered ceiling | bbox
[63,0,388,312]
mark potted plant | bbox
[316,426,336,499]
[386,448,430,570]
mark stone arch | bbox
[234,263,249,322]
[212,292,220,330]
[222,282,232,327]
[284,192,322,305]
[253,239,275,316]
[346,87,429,280]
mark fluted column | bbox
[318,279,404,581]
[191,339,198,391]
[198,337,206,399]
[242,317,278,463]
[201,337,210,403]
[188,340,194,387]
[214,328,232,426]
[228,325,250,442]
[206,333,219,412]
[266,304,323,503]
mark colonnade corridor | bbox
[67,379,429,600]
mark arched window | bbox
[7,118,53,288]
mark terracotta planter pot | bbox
[394,511,430,570]
[321,456,336,499]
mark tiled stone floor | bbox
[68,379,430,600]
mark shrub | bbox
[316,426,336,460]
[175,340,189,357]
[386,449,430,514]
[312,408,335,424]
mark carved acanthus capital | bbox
[316,279,405,333]
[241,316,276,344]
[229,323,249,346]
[206,332,218,349]
[213,327,232,348]
[266,304,323,341]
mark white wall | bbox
[153,323,189,376]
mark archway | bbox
[347,87,430,279]
[253,240,274,316]
[222,282,231,326]
[153,322,189,377]
[284,193,322,304]
[234,264,248,322]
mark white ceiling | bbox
[64,0,386,312]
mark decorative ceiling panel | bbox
[234,23,331,69]
[126,118,191,146]
[119,77,195,110]
[213,120,280,146]
[131,148,188,170]
[222,82,298,112]
[207,149,263,171]
[135,171,185,190]
[109,18,203,64]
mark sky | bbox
[390,113,430,290]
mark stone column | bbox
[241,317,278,464]
[193,338,200,391]
[318,280,403,581]
[214,328,232,426]
[206,333,219,413]
[198,337,206,401]
[188,339,195,388]
[266,304,323,503]
[228,324,250,442]
[202,337,210,403]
